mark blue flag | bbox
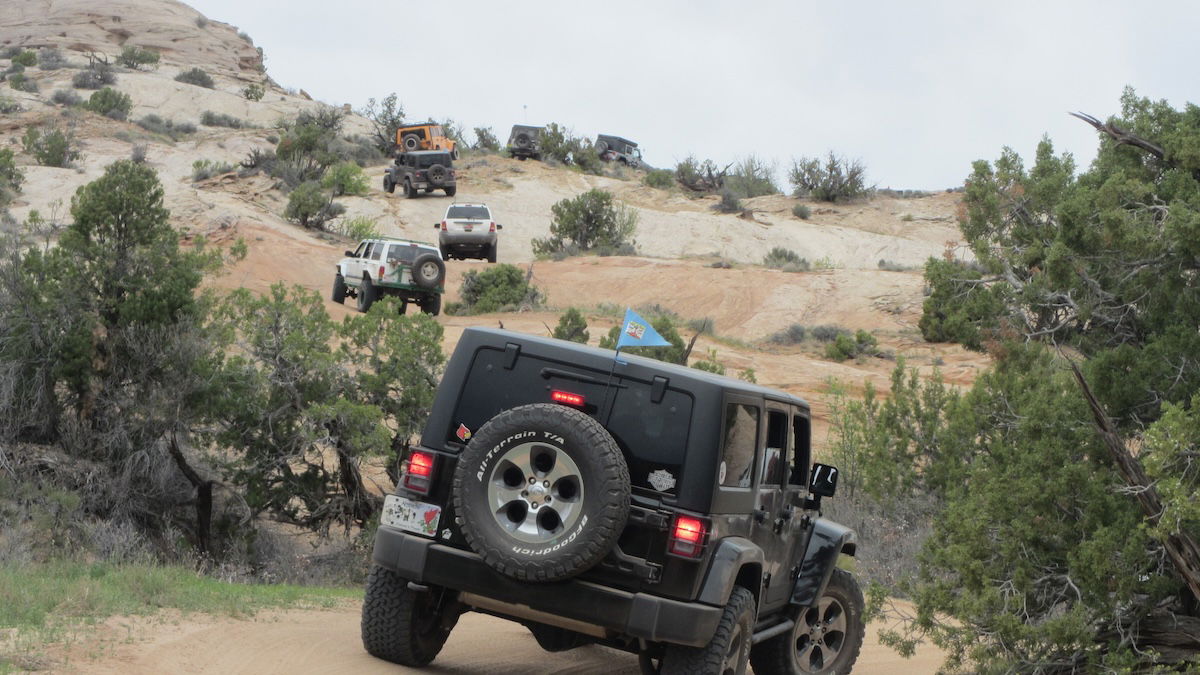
[615,308,672,352]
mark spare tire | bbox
[402,134,421,152]
[412,253,445,289]
[594,140,608,154]
[514,132,532,149]
[453,403,630,582]
[428,164,448,186]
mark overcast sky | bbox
[188,0,1196,190]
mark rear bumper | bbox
[372,526,722,648]
[440,231,495,247]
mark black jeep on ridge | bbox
[363,327,864,674]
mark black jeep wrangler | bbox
[363,328,864,674]
[384,150,457,198]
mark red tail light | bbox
[441,220,448,231]
[402,450,436,494]
[378,265,386,278]
[668,515,708,558]
[551,390,585,407]
[489,221,496,232]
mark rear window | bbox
[447,206,490,220]
[416,154,452,168]
[721,404,759,488]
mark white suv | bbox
[435,202,503,262]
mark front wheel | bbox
[361,565,458,666]
[420,294,442,316]
[404,180,417,199]
[749,569,864,674]
[486,242,497,263]
[444,186,456,197]
[383,175,395,194]
[332,274,346,303]
[663,586,754,675]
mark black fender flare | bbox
[791,518,856,607]
[696,536,764,606]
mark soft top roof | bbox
[458,327,809,410]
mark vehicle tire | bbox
[402,134,420,152]
[452,403,630,582]
[404,180,417,199]
[428,164,447,186]
[516,155,527,161]
[439,245,451,260]
[412,253,446,289]
[383,175,395,194]
[662,586,754,675]
[424,187,433,194]
[749,569,864,675]
[361,565,458,666]
[486,242,497,263]
[444,186,456,197]
[420,293,441,316]
[332,274,347,303]
[357,276,377,312]
[514,132,531,149]
[595,140,608,154]
[451,146,460,161]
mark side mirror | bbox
[433,223,440,229]
[496,224,504,230]
[344,250,355,257]
[809,463,838,498]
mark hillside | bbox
[0,1,974,671]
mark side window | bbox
[762,410,787,486]
[370,244,385,261]
[362,242,375,260]
[789,415,812,487]
[352,242,366,258]
[721,404,759,488]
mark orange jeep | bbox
[395,123,459,159]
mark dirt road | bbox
[71,603,943,674]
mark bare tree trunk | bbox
[1070,363,1200,605]
[168,432,213,555]
[336,444,379,526]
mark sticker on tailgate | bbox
[382,494,441,537]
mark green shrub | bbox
[715,189,743,214]
[84,87,132,119]
[22,125,81,167]
[878,259,910,272]
[72,64,116,89]
[553,308,589,343]
[7,72,37,93]
[644,169,674,189]
[284,181,343,229]
[810,325,848,342]
[724,155,778,199]
[739,368,757,383]
[329,216,379,240]
[458,264,542,314]
[51,89,82,106]
[691,349,726,375]
[533,189,638,257]
[11,50,36,68]
[764,247,809,270]
[191,159,234,181]
[792,204,811,219]
[174,68,214,88]
[0,148,24,206]
[472,126,499,151]
[824,329,879,361]
[116,46,159,70]
[768,324,806,345]
[789,152,872,202]
[136,115,196,140]
[242,83,264,101]
[0,95,19,114]
[200,111,246,128]
[37,47,66,69]
[320,161,369,197]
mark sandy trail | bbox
[70,603,944,674]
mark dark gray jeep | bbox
[506,124,543,161]
[384,150,457,198]
[363,328,864,674]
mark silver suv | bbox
[435,202,503,262]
